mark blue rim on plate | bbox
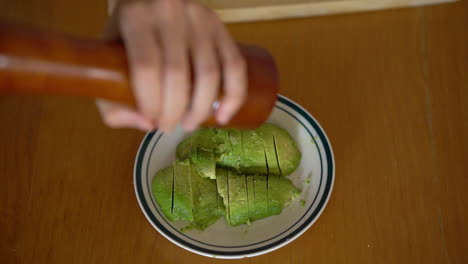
[134,95,335,258]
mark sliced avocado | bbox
[267,175,301,216]
[227,170,249,226]
[241,130,268,175]
[256,123,301,176]
[213,129,231,157]
[176,128,222,159]
[216,187,226,218]
[151,166,175,221]
[177,128,233,160]
[255,124,281,176]
[267,173,282,215]
[190,149,216,179]
[252,174,269,221]
[272,124,301,175]
[172,159,193,221]
[246,174,256,221]
[217,129,243,171]
[190,163,223,230]
[155,125,301,227]
[178,125,299,176]
[215,167,230,225]
[276,177,301,207]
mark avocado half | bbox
[152,123,302,229]
[177,123,301,176]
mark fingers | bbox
[96,99,155,131]
[154,0,190,132]
[101,0,245,132]
[182,4,220,131]
[119,2,162,124]
[213,21,247,125]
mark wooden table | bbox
[1,1,466,263]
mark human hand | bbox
[97,0,247,132]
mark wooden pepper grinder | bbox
[0,23,278,129]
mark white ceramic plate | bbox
[134,95,335,259]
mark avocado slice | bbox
[246,174,256,221]
[277,176,301,207]
[252,174,269,221]
[270,124,301,176]
[217,129,243,171]
[151,166,175,221]
[178,125,299,176]
[177,128,214,159]
[190,149,216,179]
[215,167,230,225]
[227,170,250,226]
[274,129,301,176]
[267,173,282,215]
[241,130,268,175]
[256,124,301,176]
[255,124,281,176]
[155,124,301,227]
[177,128,232,160]
[268,175,301,216]
[190,164,223,230]
[216,185,227,218]
[176,128,225,158]
[213,129,231,157]
[172,159,193,221]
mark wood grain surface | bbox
[0,0,467,263]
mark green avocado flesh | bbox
[227,170,249,226]
[271,125,302,176]
[153,123,302,229]
[217,129,243,171]
[241,130,268,175]
[215,167,230,224]
[152,166,175,221]
[191,164,224,230]
[246,175,256,221]
[152,160,224,230]
[256,123,301,176]
[172,159,193,221]
[190,149,216,179]
[177,128,230,160]
[176,124,300,176]
[268,173,282,215]
[255,124,281,176]
[252,175,269,221]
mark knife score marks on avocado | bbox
[253,174,269,220]
[152,123,302,230]
[246,175,256,221]
[241,130,268,175]
[257,123,301,176]
[176,124,300,176]
[189,148,216,180]
[190,163,224,230]
[227,170,250,226]
[153,159,225,230]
